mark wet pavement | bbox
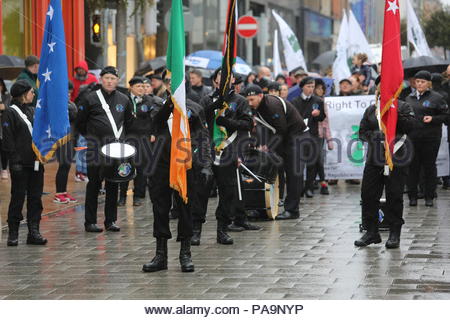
[1,163,450,300]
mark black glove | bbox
[211,97,224,111]
[215,115,229,127]
[200,167,213,185]
[10,163,23,172]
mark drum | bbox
[100,142,137,182]
[242,175,279,220]
[242,149,281,184]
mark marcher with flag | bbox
[201,0,256,246]
[355,0,419,249]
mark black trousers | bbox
[189,168,211,226]
[361,164,407,228]
[305,136,323,191]
[7,166,44,224]
[213,164,247,227]
[119,166,149,199]
[55,141,74,193]
[407,139,440,200]
[149,165,193,239]
[0,139,8,170]
[278,166,286,200]
[85,165,118,226]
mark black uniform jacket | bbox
[1,99,37,167]
[405,89,449,141]
[201,89,253,165]
[151,98,212,171]
[359,101,420,167]
[127,93,163,137]
[291,94,326,137]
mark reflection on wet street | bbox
[1,162,450,299]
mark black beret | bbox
[10,79,32,98]
[151,73,163,81]
[256,77,269,89]
[339,78,352,85]
[234,74,243,85]
[100,66,118,77]
[299,76,315,88]
[268,81,281,92]
[431,73,443,83]
[414,70,431,81]
[244,84,263,97]
[128,76,145,86]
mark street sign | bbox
[237,15,258,39]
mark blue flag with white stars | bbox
[32,0,70,162]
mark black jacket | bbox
[191,85,212,99]
[201,89,253,165]
[127,93,163,137]
[1,99,37,166]
[291,94,326,137]
[405,89,449,141]
[359,101,419,167]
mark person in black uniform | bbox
[118,76,163,206]
[244,85,307,220]
[2,80,47,246]
[355,77,419,248]
[291,77,326,198]
[405,70,449,207]
[201,70,255,244]
[76,66,133,232]
[143,75,212,272]
[189,69,212,99]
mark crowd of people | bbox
[1,53,449,273]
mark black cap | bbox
[414,70,431,81]
[256,77,269,89]
[100,66,118,77]
[431,73,443,83]
[129,76,145,86]
[10,79,32,98]
[299,76,315,88]
[268,81,281,92]
[244,84,263,97]
[234,74,243,85]
[339,78,352,85]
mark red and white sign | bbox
[237,16,258,39]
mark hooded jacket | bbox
[71,61,98,101]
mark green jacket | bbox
[16,68,39,107]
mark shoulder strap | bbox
[96,89,123,139]
[10,104,33,136]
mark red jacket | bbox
[71,60,98,101]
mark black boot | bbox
[142,238,168,272]
[354,223,381,247]
[385,225,401,249]
[179,238,195,272]
[191,223,202,246]
[7,222,19,246]
[217,223,233,245]
[26,222,47,245]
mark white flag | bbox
[272,29,282,77]
[407,0,433,57]
[332,10,351,95]
[272,10,307,72]
[347,9,374,62]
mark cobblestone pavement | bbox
[1,172,450,300]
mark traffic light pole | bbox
[116,2,127,85]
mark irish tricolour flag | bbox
[167,0,192,202]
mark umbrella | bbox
[0,54,24,80]
[135,56,167,76]
[403,55,449,78]
[312,50,336,68]
[185,50,252,75]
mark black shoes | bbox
[305,189,314,198]
[117,196,126,207]
[105,222,120,232]
[425,198,434,207]
[354,231,382,247]
[7,222,19,247]
[409,198,417,207]
[234,221,262,230]
[217,229,233,245]
[133,198,144,207]
[320,185,330,195]
[227,222,245,232]
[275,211,299,220]
[385,225,401,249]
[26,222,47,245]
[191,224,202,246]
[85,224,103,232]
[179,238,195,272]
[143,238,168,272]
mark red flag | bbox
[380,0,404,170]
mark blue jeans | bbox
[76,135,87,174]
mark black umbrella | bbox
[0,54,24,80]
[403,55,449,78]
[135,56,167,76]
[312,50,336,68]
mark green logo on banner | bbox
[288,34,300,53]
[350,125,364,166]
